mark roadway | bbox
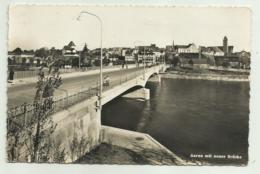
[8,67,144,108]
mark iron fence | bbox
[7,69,145,129]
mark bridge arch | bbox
[102,66,162,105]
[145,72,160,84]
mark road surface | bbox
[8,67,144,108]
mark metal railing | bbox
[7,86,98,128]
[7,68,147,128]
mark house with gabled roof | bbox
[174,43,199,53]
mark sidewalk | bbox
[7,64,137,88]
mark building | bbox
[236,50,251,69]
[201,36,233,56]
[165,41,200,65]
[137,50,157,65]
[122,49,135,63]
[200,46,224,56]
[135,44,161,65]
[8,48,35,67]
[165,45,174,53]
[223,36,228,55]
[165,41,175,53]
[174,43,199,53]
[200,36,236,67]
[111,47,123,56]
[166,37,248,68]
[105,47,128,65]
[166,40,199,53]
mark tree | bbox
[80,44,89,67]
[171,56,180,67]
[164,53,175,64]
[50,47,62,58]
[31,56,62,162]
[7,55,63,162]
[35,47,50,59]
[12,47,23,55]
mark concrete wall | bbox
[51,96,101,162]
[100,126,186,165]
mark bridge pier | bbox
[156,74,161,83]
[122,87,150,100]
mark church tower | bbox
[223,36,228,56]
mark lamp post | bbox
[79,55,81,70]
[77,11,103,109]
[134,41,145,80]
[143,46,146,79]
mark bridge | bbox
[102,64,164,105]
[7,64,169,162]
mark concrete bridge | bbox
[15,64,169,162]
[102,65,164,105]
[51,64,169,162]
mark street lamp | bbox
[77,11,103,109]
[79,55,81,70]
[134,41,146,80]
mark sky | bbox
[8,5,251,52]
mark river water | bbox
[101,78,249,165]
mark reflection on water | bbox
[102,78,249,165]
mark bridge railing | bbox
[102,70,144,91]
[7,86,99,128]
[7,66,157,128]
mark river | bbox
[101,78,249,165]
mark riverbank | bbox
[162,71,249,82]
[76,125,205,165]
[74,126,189,165]
[76,125,201,165]
[99,126,192,165]
[76,143,151,164]
[76,143,177,165]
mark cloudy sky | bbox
[8,5,251,51]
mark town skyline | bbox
[8,37,249,53]
[9,6,251,52]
